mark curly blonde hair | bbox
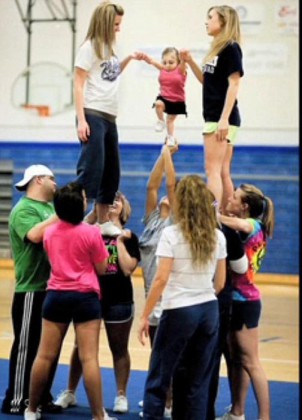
[203,5,241,65]
[174,175,218,267]
[85,1,124,60]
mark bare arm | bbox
[143,54,164,71]
[145,145,177,218]
[144,151,165,218]
[217,72,241,141]
[120,51,147,72]
[27,214,59,243]
[162,145,177,210]
[116,230,139,276]
[74,67,89,142]
[213,258,226,295]
[138,257,173,345]
[178,59,187,76]
[180,49,204,84]
[94,259,108,276]
[219,213,253,234]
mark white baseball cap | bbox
[15,164,54,191]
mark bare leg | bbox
[166,115,177,137]
[67,343,83,392]
[85,203,97,224]
[28,320,68,412]
[105,318,133,395]
[221,144,234,214]
[230,326,270,420]
[96,203,110,224]
[76,319,105,420]
[203,132,228,205]
[155,100,165,122]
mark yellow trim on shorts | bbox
[203,121,239,145]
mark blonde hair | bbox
[203,5,241,65]
[239,184,275,238]
[174,175,218,267]
[85,1,124,60]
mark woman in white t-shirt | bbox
[138,175,227,419]
[74,2,145,232]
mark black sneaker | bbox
[40,401,62,414]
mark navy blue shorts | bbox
[43,291,101,323]
[230,300,262,331]
[153,95,187,116]
[102,303,134,324]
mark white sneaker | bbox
[216,413,245,420]
[98,221,122,237]
[139,406,172,418]
[54,390,77,408]
[164,406,172,418]
[166,135,177,147]
[155,119,166,132]
[113,395,128,413]
[24,408,41,420]
[138,400,143,408]
[103,409,118,419]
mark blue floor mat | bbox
[0,360,299,419]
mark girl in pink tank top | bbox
[143,47,187,147]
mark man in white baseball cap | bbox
[15,164,54,191]
[2,164,61,415]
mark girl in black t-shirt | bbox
[180,5,244,213]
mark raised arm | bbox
[143,54,164,71]
[180,49,204,84]
[27,214,59,243]
[120,51,147,72]
[162,145,177,210]
[219,213,253,234]
[144,145,177,218]
[144,150,165,218]
[116,231,139,276]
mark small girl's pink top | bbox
[159,67,187,102]
[44,220,109,299]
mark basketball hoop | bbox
[11,61,73,116]
[22,104,51,117]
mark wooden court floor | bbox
[0,265,299,384]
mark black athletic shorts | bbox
[230,300,262,330]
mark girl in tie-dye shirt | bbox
[219,183,275,420]
[232,217,267,302]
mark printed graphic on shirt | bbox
[105,237,119,274]
[203,56,218,74]
[100,57,120,81]
[245,232,266,283]
[232,220,266,301]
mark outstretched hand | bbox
[131,51,149,61]
[179,49,192,63]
